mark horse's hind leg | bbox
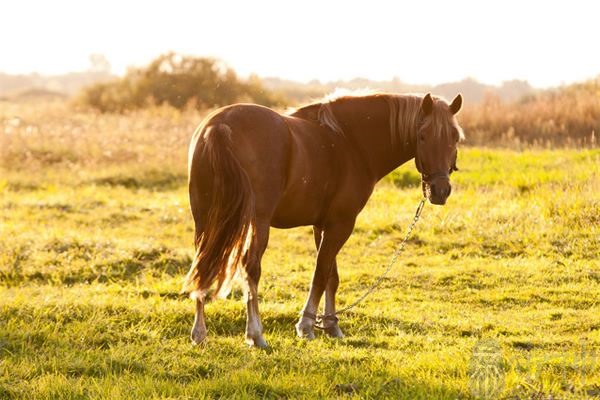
[243,221,270,348]
[190,226,208,345]
[191,298,207,344]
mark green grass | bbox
[1,148,599,399]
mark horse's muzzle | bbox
[423,175,451,205]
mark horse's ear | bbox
[449,94,463,115]
[421,93,434,115]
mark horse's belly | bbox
[270,182,330,228]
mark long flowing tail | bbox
[182,124,255,299]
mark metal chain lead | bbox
[315,198,427,328]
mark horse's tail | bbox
[182,123,255,299]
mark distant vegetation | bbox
[76,53,286,112]
[78,60,534,112]
[0,54,114,99]
[1,52,598,147]
[461,78,600,147]
[0,57,534,105]
[260,76,534,105]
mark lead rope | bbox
[314,198,427,330]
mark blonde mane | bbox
[385,94,422,147]
[289,90,463,147]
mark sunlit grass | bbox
[1,101,599,398]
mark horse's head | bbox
[415,93,463,205]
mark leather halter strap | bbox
[421,171,449,183]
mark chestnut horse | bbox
[183,92,463,347]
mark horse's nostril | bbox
[430,183,438,197]
[430,182,451,199]
[428,179,453,200]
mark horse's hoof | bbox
[191,328,207,345]
[324,324,344,338]
[246,335,269,349]
[295,322,316,339]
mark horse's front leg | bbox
[322,261,344,338]
[310,226,344,338]
[296,221,354,339]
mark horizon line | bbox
[2,68,595,91]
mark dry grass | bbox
[460,78,600,148]
[0,99,198,170]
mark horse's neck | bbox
[336,97,416,181]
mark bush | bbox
[78,53,287,112]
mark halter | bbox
[414,114,451,202]
[414,132,449,185]
[421,171,450,182]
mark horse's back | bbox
[192,103,290,159]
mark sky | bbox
[2,0,599,88]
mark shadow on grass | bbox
[201,310,449,344]
[1,305,470,399]
[90,169,186,191]
[0,246,192,287]
[386,169,422,189]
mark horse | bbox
[182,91,464,347]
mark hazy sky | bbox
[2,0,599,87]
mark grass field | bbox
[1,101,599,399]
